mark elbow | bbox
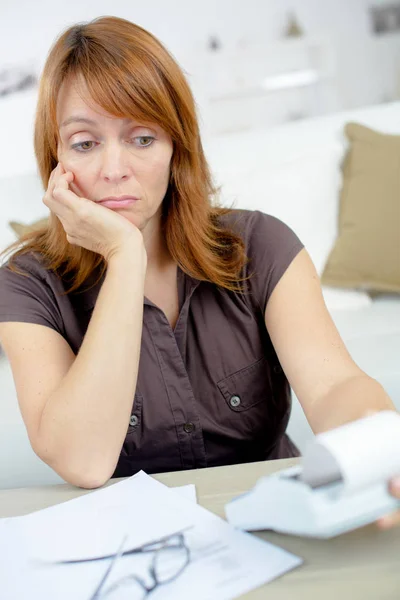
[57,459,115,490]
[33,439,114,490]
[72,472,111,489]
[54,463,113,490]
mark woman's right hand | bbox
[44,162,146,264]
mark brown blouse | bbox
[0,210,304,477]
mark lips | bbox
[97,196,139,209]
[98,195,139,203]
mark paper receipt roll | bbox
[300,410,400,495]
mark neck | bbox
[142,212,173,271]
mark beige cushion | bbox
[321,123,400,293]
[8,218,48,238]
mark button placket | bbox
[146,304,207,469]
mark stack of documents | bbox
[0,471,302,599]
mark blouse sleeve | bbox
[0,255,64,335]
[243,210,304,314]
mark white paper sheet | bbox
[0,472,302,599]
[1,472,195,562]
[173,484,197,503]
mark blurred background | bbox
[2,1,400,163]
[0,1,399,488]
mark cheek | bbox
[69,173,89,197]
[57,149,94,197]
[62,163,95,199]
[148,154,172,189]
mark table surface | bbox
[0,457,399,600]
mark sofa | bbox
[0,90,399,489]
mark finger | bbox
[364,409,378,418]
[53,185,87,209]
[69,181,79,197]
[52,167,75,197]
[376,511,400,530]
[56,171,74,190]
[389,477,400,498]
[53,161,64,177]
[375,478,400,530]
[47,164,63,195]
[43,194,69,219]
[43,183,72,217]
[47,165,59,188]
[53,165,72,187]
[53,162,66,175]
[59,165,73,181]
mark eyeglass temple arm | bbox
[89,535,128,600]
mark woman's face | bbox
[56,76,173,232]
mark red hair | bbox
[2,16,247,292]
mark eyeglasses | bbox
[46,531,191,599]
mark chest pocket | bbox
[216,356,289,442]
[217,357,271,409]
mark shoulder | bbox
[0,250,59,305]
[218,208,302,257]
[0,250,52,285]
[0,250,68,335]
[1,248,51,271]
[219,209,304,312]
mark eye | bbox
[71,141,95,152]
[70,136,155,152]
[134,136,155,147]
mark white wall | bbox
[1,0,370,69]
[1,0,400,117]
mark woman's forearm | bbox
[37,243,147,488]
[307,374,396,434]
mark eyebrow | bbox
[60,116,134,128]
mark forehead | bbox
[56,76,113,126]
[55,75,168,138]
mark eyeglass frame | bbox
[41,529,191,599]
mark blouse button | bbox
[230,395,241,408]
[129,414,139,427]
[273,365,282,374]
[183,422,195,433]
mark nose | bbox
[100,144,131,183]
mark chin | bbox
[119,211,146,230]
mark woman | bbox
[0,16,398,527]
